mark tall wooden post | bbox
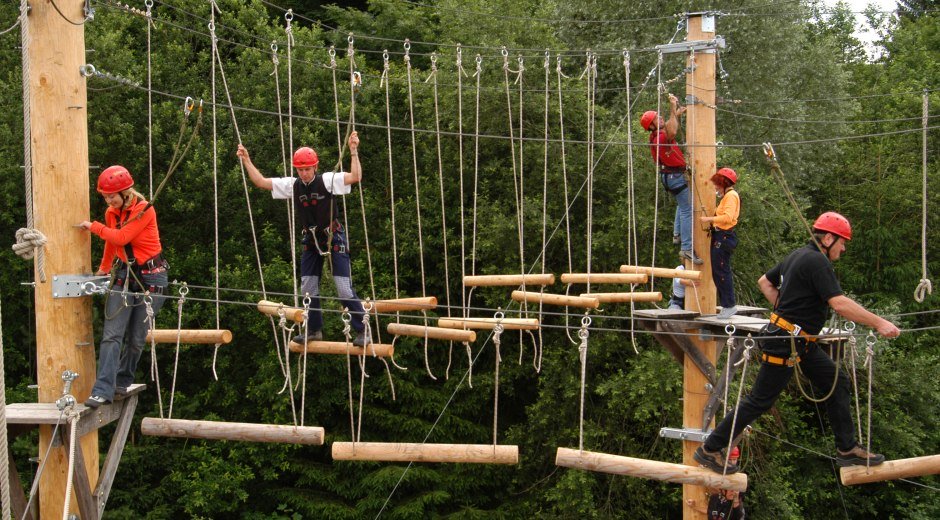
[682,13,717,520]
[24,0,98,516]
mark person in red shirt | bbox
[641,93,702,264]
[79,166,169,408]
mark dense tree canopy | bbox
[0,0,937,518]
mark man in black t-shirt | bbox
[694,212,901,474]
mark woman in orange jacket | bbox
[79,166,169,408]
[700,167,740,319]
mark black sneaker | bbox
[680,250,705,265]
[114,386,129,398]
[84,395,110,408]
[694,446,740,474]
[837,444,885,467]
[291,330,323,344]
[352,332,370,347]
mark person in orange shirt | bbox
[79,166,169,408]
[700,168,740,319]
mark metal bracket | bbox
[660,427,711,443]
[655,37,725,55]
[52,275,109,299]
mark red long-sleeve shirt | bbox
[89,199,162,274]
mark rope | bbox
[537,51,550,373]
[381,50,401,316]
[145,296,165,417]
[722,333,756,477]
[470,54,482,303]
[277,15,299,306]
[863,332,876,471]
[61,411,80,520]
[210,3,221,381]
[17,0,45,283]
[624,50,640,354]
[577,315,591,451]
[650,52,662,288]
[585,53,596,296]
[491,316,504,447]
[557,56,578,346]
[915,90,932,303]
[146,0,153,199]
[0,296,11,520]
[167,284,188,418]
[452,45,468,379]
[429,54,454,370]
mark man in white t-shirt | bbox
[237,132,368,346]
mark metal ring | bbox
[501,47,508,57]
[403,39,411,52]
[475,54,482,65]
[207,21,215,32]
[271,42,278,52]
[184,96,194,115]
[144,294,153,306]
[494,311,505,321]
[430,53,437,64]
[178,284,189,297]
[382,49,389,61]
[303,295,312,307]
[82,281,96,294]
[844,321,857,332]
[724,323,736,336]
[341,311,351,325]
[348,33,354,44]
[457,44,462,55]
[328,46,336,57]
[144,0,153,7]
[744,334,756,348]
[622,49,629,57]
[866,331,878,346]
[581,315,592,328]
[362,301,373,312]
[80,63,96,77]
[284,9,293,22]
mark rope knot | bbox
[914,278,932,303]
[13,227,47,259]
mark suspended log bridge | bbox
[257,299,305,322]
[141,418,324,445]
[145,329,233,344]
[580,292,662,303]
[511,290,599,309]
[289,340,394,357]
[332,442,519,464]
[560,273,648,284]
[840,454,940,485]
[438,317,540,331]
[365,296,438,313]
[387,323,476,342]
[619,265,702,280]
[463,274,555,287]
[555,448,747,492]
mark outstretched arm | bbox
[343,131,362,185]
[665,93,686,140]
[236,144,273,191]
[829,295,901,338]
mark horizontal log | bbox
[555,447,747,492]
[840,454,940,486]
[619,265,702,281]
[511,290,599,309]
[581,292,663,303]
[141,418,324,445]
[365,296,438,313]
[462,274,555,287]
[560,273,648,284]
[387,323,476,342]
[438,317,540,331]
[332,442,518,464]
[257,300,305,323]
[145,329,233,344]
[288,340,394,357]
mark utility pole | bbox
[24,0,98,516]
[682,12,718,520]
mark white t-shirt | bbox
[270,172,351,200]
[672,264,686,298]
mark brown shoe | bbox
[694,446,740,474]
[837,444,885,467]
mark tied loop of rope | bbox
[863,331,877,471]
[577,314,592,452]
[723,333,756,477]
[723,324,736,414]
[13,228,48,281]
[167,283,188,419]
[914,279,932,303]
[145,295,164,418]
[492,312,505,447]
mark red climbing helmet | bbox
[730,446,740,459]
[713,167,738,185]
[640,110,658,131]
[97,165,134,194]
[292,146,319,168]
[813,211,852,241]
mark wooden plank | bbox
[365,297,438,313]
[332,442,519,464]
[437,318,540,331]
[619,265,703,280]
[727,305,768,317]
[633,309,699,320]
[462,274,555,287]
[8,456,36,520]
[555,448,747,492]
[696,315,769,334]
[560,273,648,284]
[257,300,305,323]
[141,418,324,445]
[387,323,476,342]
[661,321,716,385]
[288,340,394,357]
[580,292,662,303]
[94,394,139,517]
[840,454,940,485]
[145,329,233,344]
[511,290,599,309]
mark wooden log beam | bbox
[438,318,540,331]
[141,418,324,445]
[660,321,716,385]
[840,454,940,486]
[560,273,648,284]
[288,340,394,357]
[555,448,747,492]
[511,290,599,309]
[619,265,702,281]
[462,274,555,287]
[580,292,662,303]
[257,300,305,323]
[365,296,438,313]
[387,323,476,342]
[332,442,519,464]
[145,329,233,344]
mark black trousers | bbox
[704,335,857,452]
[710,229,737,308]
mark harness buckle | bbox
[791,323,802,337]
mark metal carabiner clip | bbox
[184,96,195,117]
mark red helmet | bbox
[97,165,134,194]
[713,167,738,184]
[292,146,319,168]
[813,211,852,240]
[730,446,740,459]
[640,110,658,131]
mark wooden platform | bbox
[6,384,146,441]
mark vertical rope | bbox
[284,12,299,307]
[19,0,46,283]
[471,54,482,288]
[146,0,153,199]
[430,53,452,323]
[650,52,663,289]
[624,51,640,353]
[556,56,573,280]
[452,45,467,378]
[584,52,596,294]
[537,51,551,373]
[381,50,400,308]
[577,315,591,451]
[491,319,504,447]
[210,4,221,381]
[0,296,12,520]
[915,90,932,302]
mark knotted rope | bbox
[915,90,932,303]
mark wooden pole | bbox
[560,273,648,284]
[555,448,747,492]
[387,323,476,342]
[683,14,718,520]
[619,265,702,280]
[145,329,233,344]
[437,317,540,331]
[511,290,600,309]
[141,418,324,445]
[579,292,662,303]
[840,454,940,486]
[462,274,555,287]
[26,1,97,516]
[288,340,395,357]
[257,299,305,323]
[365,296,438,313]
[332,442,519,464]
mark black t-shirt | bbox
[708,491,745,520]
[765,242,843,335]
[293,177,341,247]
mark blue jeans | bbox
[92,270,168,400]
[300,230,365,333]
[662,173,692,250]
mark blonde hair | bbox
[121,188,147,209]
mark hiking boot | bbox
[84,395,110,409]
[680,250,704,265]
[673,234,681,245]
[352,331,370,348]
[694,446,740,474]
[837,444,885,467]
[291,330,323,345]
[717,306,739,319]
